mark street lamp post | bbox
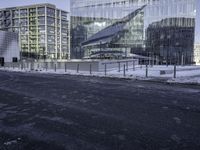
[19,22,23,61]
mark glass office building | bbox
[71,0,200,64]
[0,3,70,60]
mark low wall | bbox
[99,59,139,71]
[42,61,100,72]
[3,59,139,72]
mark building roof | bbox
[81,5,146,47]
[0,3,69,13]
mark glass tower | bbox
[71,0,200,64]
[0,3,70,60]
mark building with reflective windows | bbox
[0,3,70,60]
[146,17,195,64]
[71,0,200,64]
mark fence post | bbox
[89,64,92,75]
[118,62,121,72]
[151,57,153,67]
[126,61,128,71]
[77,64,79,73]
[174,64,176,78]
[133,60,135,71]
[104,64,107,76]
[156,56,159,65]
[181,53,184,66]
[26,62,28,70]
[54,64,56,72]
[30,62,33,70]
[45,62,47,71]
[65,62,67,72]
[21,63,23,70]
[123,64,126,77]
[146,64,148,78]
[152,55,155,66]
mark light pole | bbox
[19,22,23,61]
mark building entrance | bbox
[0,57,4,66]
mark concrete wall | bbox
[0,31,20,62]
[4,59,139,72]
[44,61,100,72]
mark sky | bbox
[0,0,70,11]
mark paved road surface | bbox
[0,70,200,150]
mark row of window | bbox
[21,44,69,51]
[0,7,68,20]
[11,17,68,26]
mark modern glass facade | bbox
[0,3,70,60]
[71,0,200,64]
[146,18,195,64]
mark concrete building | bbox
[0,3,70,61]
[71,0,200,64]
[0,30,20,66]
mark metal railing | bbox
[1,61,199,79]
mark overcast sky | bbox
[0,0,70,11]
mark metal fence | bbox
[1,60,199,79]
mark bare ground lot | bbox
[0,71,200,150]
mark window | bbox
[38,7,45,16]
[47,26,55,34]
[20,9,27,17]
[39,34,45,43]
[47,8,55,17]
[38,16,45,25]
[47,17,55,26]
[12,10,19,18]
[12,57,18,62]
[12,19,19,26]
[38,25,45,33]
[61,11,68,20]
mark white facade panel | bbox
[0,31,20,62]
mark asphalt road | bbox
[0,70,200,150]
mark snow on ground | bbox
[168,77,200,85]
[1,65,200,85]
